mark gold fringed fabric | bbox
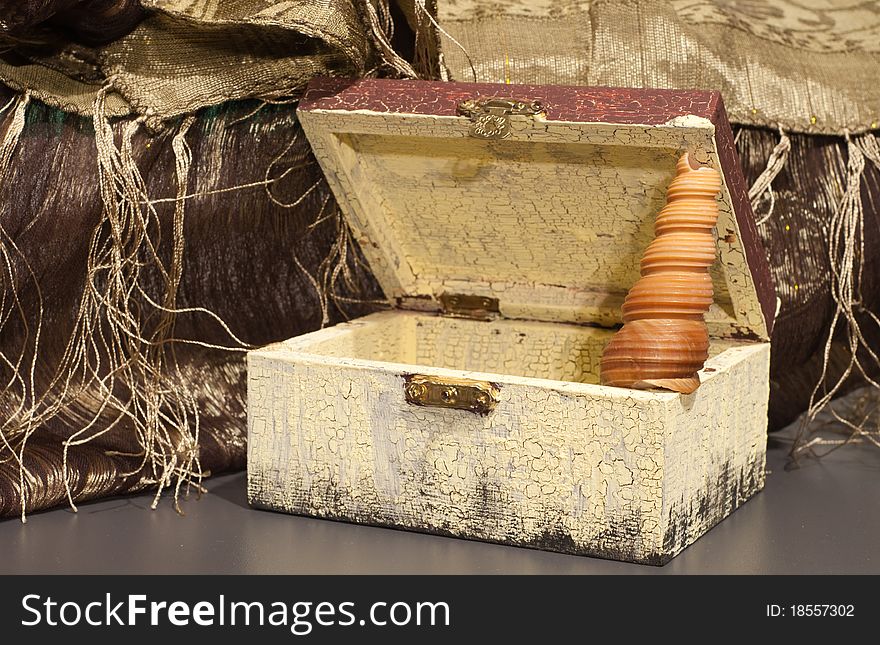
[747,127,790,227]
[438,0,880,135]
[0,92,33,521]
[0,91,383,519]
[0,0,432,121]
[790,134,880,461]
[0,1,420,518]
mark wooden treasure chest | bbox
[247,78,776,565]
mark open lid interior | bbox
[298,78,775,341]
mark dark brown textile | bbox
[57,1,146,45]
[0,1,144,45]
[0,89,381,517]
[736,128,880,430]
[0,1,79,32]
[0,1,421,519]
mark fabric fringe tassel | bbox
[792,132,880,461]
[260,123,389,329]
[289,186,389,329]
[0,92,37,522]
[303,202,389,327]
[364,0,419,78]
[0,85,380,519]
[0,87,250,519]
[748,126,791,226]
[50,88,206,513]
[414,0,476,82]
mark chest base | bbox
[247,311,769,565]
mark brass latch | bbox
[404,375,499,415]
[457,98,544,140]
[439,293,500,321]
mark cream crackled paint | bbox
[298,109,768,340]
[247,80,773,565]
[248,313,769,564]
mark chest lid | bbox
[298,78,775,341]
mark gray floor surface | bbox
[2,430,877,574]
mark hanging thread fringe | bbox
[792,132,880,461]
[0,87,382,518]
[286,185,390,329]
[364,0,419,78]
[413,0,476,82]
[748,126,791,226]
[0,88,252,519]
[53,88,203,513]
[0,92,39,522]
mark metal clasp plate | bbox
[404,375,499,415]
[457,97,544,140]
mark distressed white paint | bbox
[247,101,772,565]
[297,109,768,340]
[248,312,769,564]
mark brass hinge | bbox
[457,97,544,140]
[439,293,500,321]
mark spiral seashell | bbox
[600,153,722,394]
